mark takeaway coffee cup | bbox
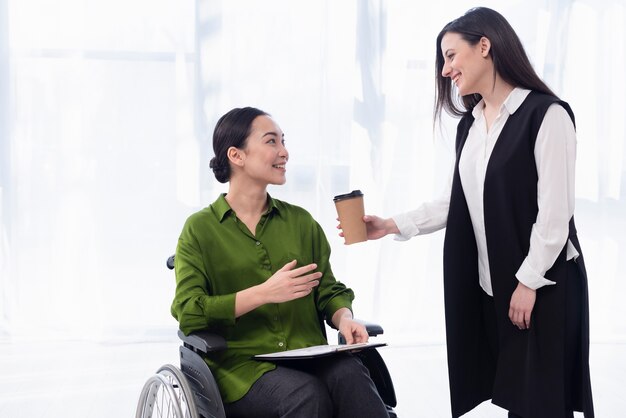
[333,190,367,245]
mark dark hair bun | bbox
[209,157,230,183]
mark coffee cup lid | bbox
[333,190,363,202]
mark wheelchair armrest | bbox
[178,329,227,354]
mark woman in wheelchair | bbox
[171,107,390,418]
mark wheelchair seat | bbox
[135,256,398,418]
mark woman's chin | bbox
[271,176,287,186]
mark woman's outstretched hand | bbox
[336,215,399,241]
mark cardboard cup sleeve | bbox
[333,190,367,245]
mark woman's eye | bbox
[267,138,276,144]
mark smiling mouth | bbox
[273,164,286,169]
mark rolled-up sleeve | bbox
[171,223,236,335]
[310,221,354,327]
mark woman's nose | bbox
[441,63,451,78]
[279,145,289,160]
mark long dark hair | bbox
[209,107,269,183]
[434,7,556,120]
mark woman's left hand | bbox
[332,308,369,344]
[338,318,369,344]
[509,282,536,330]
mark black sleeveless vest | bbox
[442,91,594,417]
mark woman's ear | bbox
[480,36,491,57]
[227,146,245,167]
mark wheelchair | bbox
[135,255,398,418]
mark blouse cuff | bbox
[325,298,353,330]
[201,293,238,327]
[392,213,420,241]
[515,259,556,290]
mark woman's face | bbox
[236,115,289,186]
[440,32,491,97]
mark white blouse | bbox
[393,88,578,296]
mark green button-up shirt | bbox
[171,194,355,403]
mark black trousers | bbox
[224,353,389,418]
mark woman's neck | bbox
[225,182,268,219]
[480,77,515,131]
[481,76,515,115]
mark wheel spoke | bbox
[136,365,199,418]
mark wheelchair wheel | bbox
[136,364,199,418]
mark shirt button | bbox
[255,241,261,246]
[278,342,284,347]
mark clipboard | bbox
[253,341,387,360]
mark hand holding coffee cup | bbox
[334,190,367,245]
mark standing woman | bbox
[351,7,594,418]
[171,107,390,418]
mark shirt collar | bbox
[212,193,281,223]
[471,87,531,119]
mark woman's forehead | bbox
[441,32,464,49]
[251,115,283,137]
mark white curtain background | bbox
[1,0,624,346]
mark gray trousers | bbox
[224,353,390,418]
